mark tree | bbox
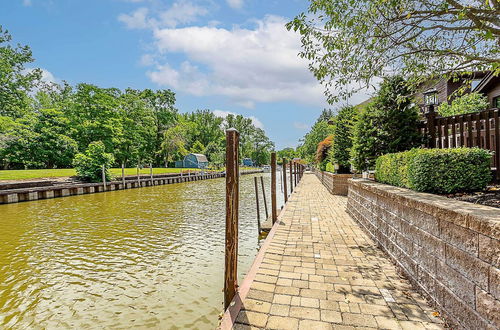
[160,121,192,166]
[351,76,421,171]
[0,26,41,117]
[330,105,358,173]
[297,112,334,163]
[277,147,297,161]
[287,0,500,103]
[73,141,115,182]
[67,83,123,153]
[316,135,333,170]
[190,140,205,154]
[137,89,177,165]
[437,92,489,116]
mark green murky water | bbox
[0,173,284,329]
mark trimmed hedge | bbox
[375,148,492,194]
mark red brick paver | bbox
[234,173,444,329]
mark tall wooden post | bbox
[137,164,140,186]
[290,160,293,193]
[260,176,269,219]
[283,158,288,203]
[102,165,107,191]
[271,152,277,224]
[254,177,261,234]
[150,163,153,186]
[122,162,125,188]
[294,162,297,186]
[224,128,239,310]
[426,105,436,148]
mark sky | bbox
[1,0,372,149]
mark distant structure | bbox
[242,158,254,167]
[175,153,209,169]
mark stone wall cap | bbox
[350,179,500,239]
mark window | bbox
[494,96,500,108]
[423,89,438,105]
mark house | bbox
[242,158,253,166]
[472,71,500,108]
[175,153,209,169]
[415,71,499,109]
[353,71,499,110]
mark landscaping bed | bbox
[446,185,500,209]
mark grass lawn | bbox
[0,168,200,181]
[0,166,257,181]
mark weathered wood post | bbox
[122,162,125,188]
[150,163,153,186]
[224,128,239,310]
[137,164,140,186]
[260,176,269,219]
[426,105,436,148]
[102,165,107,191]
[293,162,297,186]
[254,176,261,234]
[271,152,277,224]
[290,160,294,193]
[283,158,288,203]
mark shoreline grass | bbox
[0,166,258,181]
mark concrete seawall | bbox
[0,170,263,204]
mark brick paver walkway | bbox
[234,173,444,330]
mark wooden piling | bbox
[283,158,288,203]
[271,152,277,224]
[224,128,239,310]
[102,165,107,191]
[260,176,269,219]
[137,164,140,186]
[122,163,125,187]
[254,177,261,234]
[150,163,153,186]
[290,160,293,193]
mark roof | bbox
[187,153,208,163]
[472,71,498,94]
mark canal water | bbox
[0,172,285,329]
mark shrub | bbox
[315,135,333,163]
[73,141,115,182]
[438,92,489,117]
[325,162,335,173]
[330,105,357,173]
[375,149,419,188]
[376,148,492,194]
[351,76,421,171]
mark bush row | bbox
[375,148,492,194]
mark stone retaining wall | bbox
[346,179,499,329]
[314,170,352,196]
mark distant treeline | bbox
[0,27,274,170]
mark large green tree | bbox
[0,26,41,117]
[351,76,421,170]
[329,105,358,173]
[287,0,500,103]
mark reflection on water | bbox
[0,173,284,329]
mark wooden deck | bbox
[221,172,445,329]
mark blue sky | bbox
[1,0,371,149]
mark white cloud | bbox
[226,0,244,9]
[23,0,32,6]
[118,1,208,30]
[148,15,330,108]
[118,7,150,29]
[293,122,309,130]
[213,110,264,129]
[159,1,209,28]
[39,68,57,83]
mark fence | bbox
[422,107,500,180]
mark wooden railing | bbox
[422,107,500,180]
